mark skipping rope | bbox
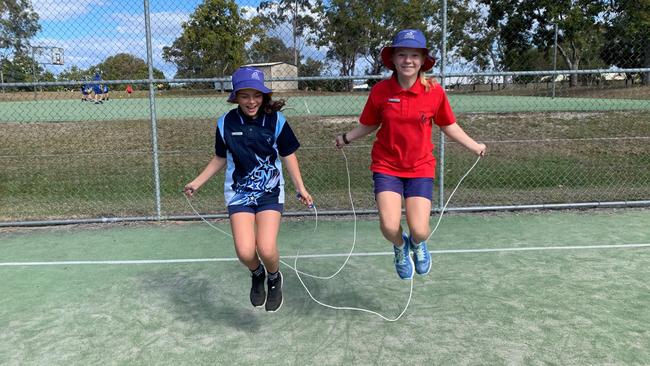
[184,150,481,321]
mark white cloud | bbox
[38,35,178,78]
[39,11,191,78]
[113,11,190,39]
[33,1,332,78]
[31,0,105,21]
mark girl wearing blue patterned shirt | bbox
[184,67,313,312]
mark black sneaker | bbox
[265,272,283,312]
[250,271,266,308]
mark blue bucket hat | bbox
[227,67,273,103]
[380,29,436,72]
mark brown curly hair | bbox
[262,94,286,114]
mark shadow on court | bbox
[139,269,263,332]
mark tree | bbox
[359,0,439,77]
[311,0,484,82]
[0,0,40,52]
[247,35,295,64]
[312,0,371,90]
[0,52,43,90]
[162,0,260,81]
[94,53,164,87]
[298,57,324,90]
[447,1,499,72]
[601,0,650,85]
[57,65,93,83]
[1,0,40,88]
[257,0,321,65]
[480,0,608,87]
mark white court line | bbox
[1,243,649,267]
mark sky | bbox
[28,0,440,80]
[29,0,296,79]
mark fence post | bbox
[30,46,38,99]
[144,0,162,220]
[438,0,448,211]
[552,23,558,98]
[0,59,4,93]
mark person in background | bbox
[184,67,313,312]
[80,84,91,101]
[92,72,103,104]
[125,84,133,97]
[335,29,486,280]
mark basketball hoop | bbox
[51,47,64,65]
[30,45,65,66]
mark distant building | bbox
[244,62,298,91]
[214,62,299,92]
[352,83,369,91]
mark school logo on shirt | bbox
[229,154,280,206]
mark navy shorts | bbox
[373,173,434,200]
[228,203,284,216]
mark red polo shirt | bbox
[359,76,456,178]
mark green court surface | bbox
[1,94,648,122]
[1,208,649,365]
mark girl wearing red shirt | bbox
[335,29,486,280]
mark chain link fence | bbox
[1,0,649,225]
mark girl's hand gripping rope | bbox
[334,133,350,149]
[183,184,198,197]
[296,191,314,209]
[475,143,487,157]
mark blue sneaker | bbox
[410,238,432,275]
[393,233,414,280]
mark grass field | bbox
[1,108,649,222]
[1,86,649,222]
[1,93,649,123]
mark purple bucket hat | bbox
[227,67,273,103]
[380,29,436,72]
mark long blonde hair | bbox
[419,72,437,91]
[416,46,436,91]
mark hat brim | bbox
[380,46,436,72]
[227,82,273,103]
